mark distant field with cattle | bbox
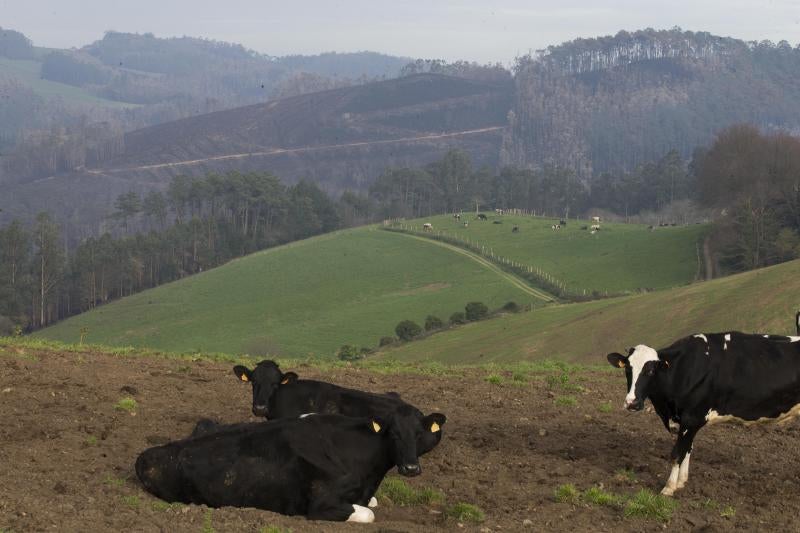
[35,215,708,359]
[394,213,709,294]
[379,257,800,364]
[35,228,534,357]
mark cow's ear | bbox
[280,372,298,385]
[233,365,252,382]
[369,417,386,434]
[606,353,627,369]
[424,413,447,433]
[658,348,679,368]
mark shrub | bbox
[449,312,467,325]
[379,336,396,347]
[395,320,422,342]
[337,344,362,361]
[502,301,520,313]
[424,315,443,331]
[465,301,489,321]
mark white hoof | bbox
[368,496,378,508]
[660,486,675,497]
[347,504,375,523]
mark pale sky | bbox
[3,0,800,64]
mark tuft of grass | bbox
[202,509,215,533]
[485,373,503,385]
[260,527,292,533]
[720,505,736,519]
[121,495,140,508]
[614,468,636,482]
[114,397,137,412]
[555,395,578,407]
[583,486,621,507]
[104,475,125,487]
[85,435,98,446]
[377,477,444,506]
[623,490,677,521]
[598,401,613,413]
[151,501,184,512]
[511,371,527,382]
[554,483,580,504]
[446,502,485,523]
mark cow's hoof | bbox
[660,487,675,497]
[347,505,375,523]
[368,496,378,508]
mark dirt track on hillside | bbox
[2,348,800,532]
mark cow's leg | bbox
[307,478,373,522]
[661,425,700,496]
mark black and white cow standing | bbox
[607,328,800,496]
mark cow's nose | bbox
[253,405,268,417]
[398,464,421,477]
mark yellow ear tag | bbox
[430,422,440,433]
[617,360,625,368]
[372,421,382,433]
[281,378,289,385]
[240,374,249,382]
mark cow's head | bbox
[607,344,661,411]
[233,360,298,418]
[370,404,446,477]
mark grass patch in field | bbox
[485,373,503,385]
[121,495,140,509]
[260,527,292,533]
[377,477,444,506]
[720,505,736,518]
[202,509,215,533]
[85,435,98,446]
[446,502,485,523]
[114,397,137,412]
[598,401,613,413]
[614,468,636,482]
[623,490,677,521]
[511,371,527,382]
[555,395,578,407]
[104,475,125,487]
[151,501,184,512]
[583,486,621,507]
[554,484,580,504]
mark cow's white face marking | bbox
[347,504,375,523]
[625,344,659,407]
[693,334,708,343]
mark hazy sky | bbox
[3,1,800,64]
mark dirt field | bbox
[2,347,800,532]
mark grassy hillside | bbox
[36,228,534,357]
[0,57,135,108]
[379,258,800,365]
[399,214,708,293]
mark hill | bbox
[396,214,709,293]
[2,73,512,232]
[379,258,800,364]
[35,227,533,356]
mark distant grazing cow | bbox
[495,208,504,215]
[559,219,567,226]
[453,213,461,220]
[591,216,601,223]
[136,411,446,522]
[512,225,519,233]
[422,223,432,231]
[551,224,560,230]
[590,224,600,231]
[607,324,800,496]
[477,214,488,220]
[463,221,469,227]
[232,360,444,457]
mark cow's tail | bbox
[135,444,186,503]
[796,310,800,336]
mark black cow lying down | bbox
[136,410,446,522]
[233,360,443,455]
[608,329,800,496]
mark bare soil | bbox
[2,347,800,532]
